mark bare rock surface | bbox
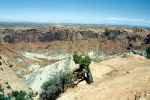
[0,55,28,91]
[58,55,150,100]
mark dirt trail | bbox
[58,55,150,100]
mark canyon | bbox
[0,23,150,100]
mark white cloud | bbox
[0,15,150,26]
[104,17,150,24]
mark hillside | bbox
[58,54,150,100]
[0,55,28,96]
[0,24,150,100]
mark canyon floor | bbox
[1,45,150,100]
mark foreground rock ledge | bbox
[58,55,150,100]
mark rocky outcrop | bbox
[0,27,149,52]
[0,28,99,43]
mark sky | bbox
[0,0,150,26]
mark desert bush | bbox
[73,54,91,71]
[6,85,11,89]
[0,85,11,100]
[12,90,26,100]
[11,90,32,100]
[5,82,11,89]
[0,84,32,100]
[80,56,91,69]
[41,76,58,91]
[0,95,11,100]
[145,47,150,59]
[60,72,75,89]
[73,54,91,67]
[40,54,93,100]
[73,53,82,64]
[41,72,74,100]
[0,88,4,100]
[40,84,62,100]
[73,54,93,84]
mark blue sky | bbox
[0,0,150,26]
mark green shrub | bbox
[145,47,150,59]
[73,54,91,67]
[0,84,32,100]
[80,56,91,69]
[6,85,11,89]
[73,54,93,84]
[40,84,62,100]
[0,85,4,100]
[5,82,9,85]
[73,53,82,64]
[41,77,58,90]
[41,72,74,100]
[60,72,74,89]
[0,84,3,92]
[0,85,11,100]
[40,54,93,100]
[12,90,32,100]
[0,95,11,100]
[12,90,27,100]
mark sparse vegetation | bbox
[0,84,10,100]
[40,54,93,100]
[73,53,82,64]
[145,47,150,59]
[6,85,11,89]
[73,54,91,67]
[40,72,74,100]
[0,85,32,100]
[11,90,32,100]
[73,54,93,84]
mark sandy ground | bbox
[0,55,28,91]
[58,55,150,100]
